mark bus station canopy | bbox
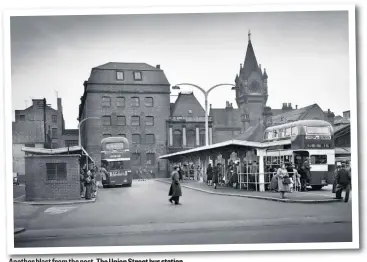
[21,145,95,163]
[159,139,292,160]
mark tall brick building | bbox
[78,62,170,177]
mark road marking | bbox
[44,206,77,215]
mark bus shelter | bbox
[159,139,291,192]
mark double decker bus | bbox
[263,119,335,190]
[101,137,132,188]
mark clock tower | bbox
[235,31,269,132]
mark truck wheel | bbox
[311,185,323,190]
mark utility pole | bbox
[43,98,47,148]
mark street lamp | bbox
[172,83,236,146]
[78,117,100,147]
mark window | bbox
[65,140,78,147]
[285,127,291,137]
[102,116,111,126]
[131,116,140,126]
[144,97,153,107]
[24,143,35,147]
[52,115,57,123]
[306,126,330,135]
[146,153,155,165]
[291,126,299,136]
[145,116,154,126]
[132,153,141,165]
[117,97,125,107]
[146,134,155,144]
[118,134,126,138]
[117,116,126,126]
[46,163,67,181]
[132,134,141,144]
[173,130,182,147]
[199,129,206,146]
[187,130,196,147]
[188,110,193,115]
[19,115,25,121]
[103,133,111,138]
[133,71,142,80]
[131,97,140,107]
[116,71,124,80]
[52,128,58,138]
[102,96,111,107]
[310,155,327,165]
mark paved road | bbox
[13,184,25,199]
[14,180,353,247]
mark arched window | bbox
[199,129,206,146]
[186,130,196,147]
[173,130,182,147]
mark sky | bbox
[10,11,350,129]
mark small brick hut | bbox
[22,146,95,201]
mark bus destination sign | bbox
[106,143,126,151]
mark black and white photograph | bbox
[3,4,358,256]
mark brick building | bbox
[12,121,51,180]
[167,92,212,154]
[14,98,66,149]
[78,62,170,178]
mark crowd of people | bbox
[80,164,98,200]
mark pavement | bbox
[13,179,353,247]
[156,178,344,203]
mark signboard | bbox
[106,143,126,151]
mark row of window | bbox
[172,129,206,147]
[102,96,153,108]
[17,114,58,124]
[265,127,299,140]
[265,155,328,166]
[103,133,155,144]
[102,115,154,126]
[45,153,156,181]
[116,71,142,81]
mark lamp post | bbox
[78,117,100,147]
[172,83,236,146]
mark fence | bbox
[237,171,300,192]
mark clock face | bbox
[249,81,262,93]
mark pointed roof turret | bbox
[263,68,268,79]
[242,30,259,78]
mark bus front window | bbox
[107,161,124,170]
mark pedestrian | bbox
[80,168,85,198]
[335,161,351,202]
[212,165,219,189]
[332,163,341,193]
[206,163,213,186]
[178,165,183,182]
[269,166,278,192]
[277,163,291,199]
[84,169,93,200]
[168,166,182,205]
[302,157,312,186]
[90,168,97,198]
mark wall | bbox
[13,143,43,177]
[81,84,170,178]
[24,155,80,201]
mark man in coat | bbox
[335,161,351,202]
[206,163,213,186]
[169,166,182,205]
[302,157,312,185]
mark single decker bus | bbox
[101,136,132,188]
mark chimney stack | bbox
[296,105,298,109]
[156,64,161,69]
[288,103,292,109]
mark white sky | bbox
[11,11,350,129]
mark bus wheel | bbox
[311,185,323,190]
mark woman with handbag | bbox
[277,163,291,199]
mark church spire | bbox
[242,30,259,78]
